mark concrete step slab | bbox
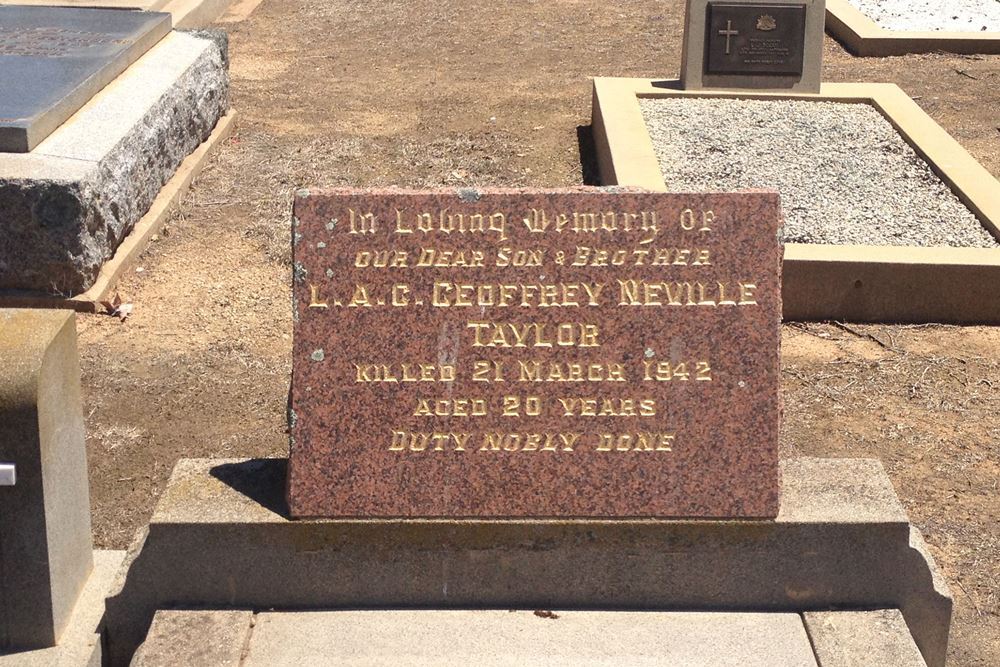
[805,610,927,667]
[134,610,820,667]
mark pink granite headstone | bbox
[288,188,783,518]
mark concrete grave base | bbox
[103,457,950,667]
[0,550,125,667]
[825,0,1000,56]
[0,30,229,297]
[591,77,1000,324]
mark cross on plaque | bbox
[718,20,739,55]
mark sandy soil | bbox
[76,1,999,664]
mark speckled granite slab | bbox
[289,188,783,518]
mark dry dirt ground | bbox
[75,1,998,664]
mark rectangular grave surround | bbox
[0,6,170,152]
[288,189,783,519]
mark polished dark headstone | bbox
[705,3,807,76]
[0,6,170,153]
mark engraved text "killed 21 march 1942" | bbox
[288,190,782,518]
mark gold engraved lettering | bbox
[431,282,604,308]
[467,322,600,348]
[496,247,544,267]
[516,361,626,382]
[558,398,656,417]
[396,209,508,240]
[390,431,470,452]
[348,209,377,234]
[701,210,715,232]
[394,209,411,233]
[413,398,487,417]
[617,280,759,307]
[355,250,408,268]
[391,284,410,306]
[596,432,675,452]
[561,245,706,266]
[348,284,374,307]
[416,248,486,268]
[520,209,659,243]
[308,284,328,309]
[680,208,713,233]
[642,360,710,382]
[472,360,505,382]
[680,208,696,231]
[501,395,542,417]
[355,363,456,383]
[479,432,578,452]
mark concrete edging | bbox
[825,0,1000,56]
[591,77,1000,323]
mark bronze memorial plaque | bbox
[288,189,783,518]
[705,3,806,76]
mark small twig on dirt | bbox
[909,363,935,397]
[955,578,984,618]
[830,321,893,351]
[955,69,978,80]
[787,322,833,340]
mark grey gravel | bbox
[848,0,1000,33]
[640,98,998,248]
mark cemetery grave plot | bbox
[592,78,1000,323]
[66,0,1000,664]
[826,0,1000,55]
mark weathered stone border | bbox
[825,0,1000,56]
[591,77,1000,323]
[0,111,235,312]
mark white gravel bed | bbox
[639,98,998,248]
[847,0,1000,33]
